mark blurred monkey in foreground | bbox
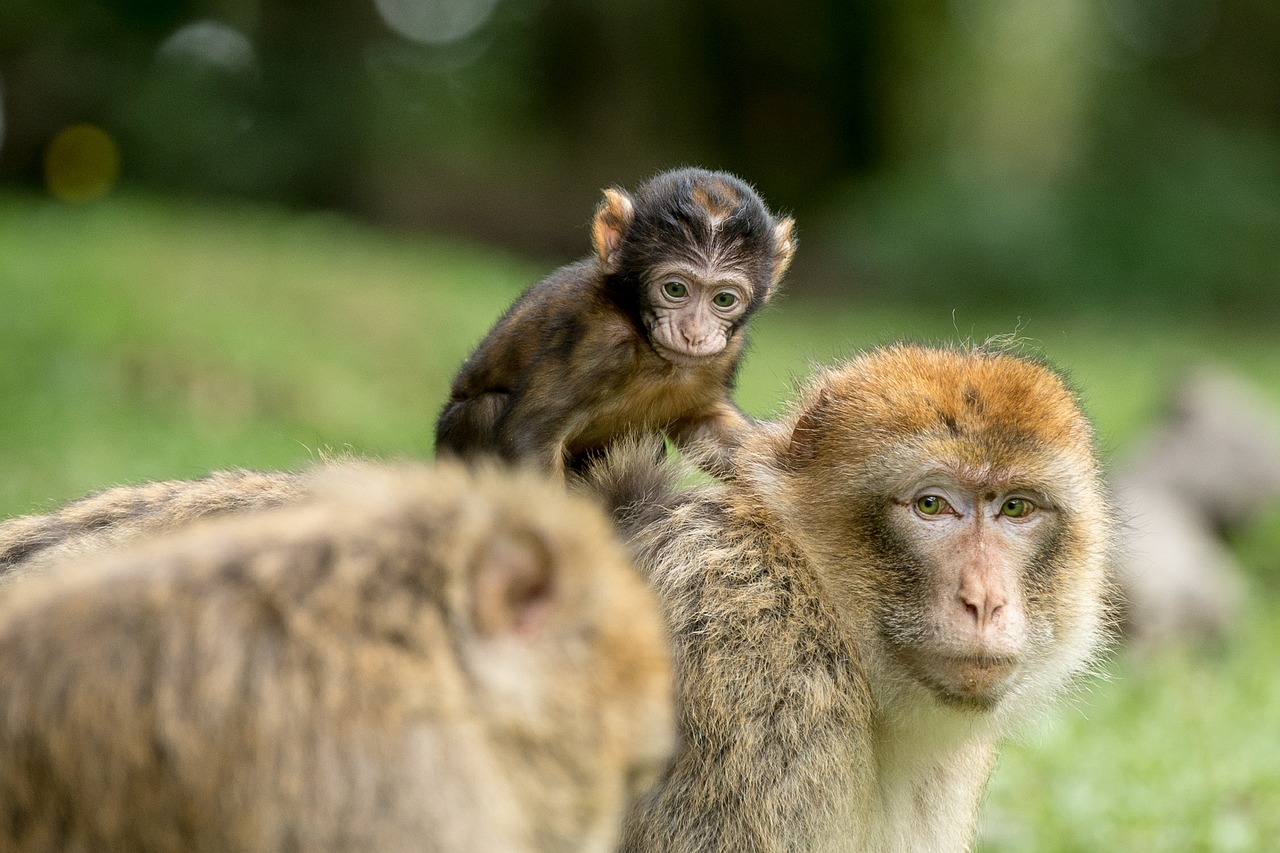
[435,167,795,474]
[0,461,674,853]
[585,343,1116,851]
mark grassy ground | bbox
[3,193,1278,849]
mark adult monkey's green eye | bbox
[713,291,738,308]
[663,281,688,299]
[915,495,946,516]
[1002,498,1033,518]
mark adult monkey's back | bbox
[585,343,1116,852]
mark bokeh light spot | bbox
[157,20,258,79]
[43,124,122,204]
[374,0,501,45]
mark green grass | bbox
[0,194,538,511]
[981,608,1280,851]
[3,193,1279,849]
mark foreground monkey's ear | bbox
[767,218,797,298]
[592,188,636,273]
[472,531,555,641]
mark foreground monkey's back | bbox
[0,461,674,853]
[0,468,305,583]
[591,343,1116,852]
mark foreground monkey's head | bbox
[755,343,1115,722]
[591,167,795,364]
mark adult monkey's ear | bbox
[592,188,636,274]
[784,385,830,472]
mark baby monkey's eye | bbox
[712,291,738,308]
[1001,498,1034,518]
[915,495,949,516]
[663,281,688,299]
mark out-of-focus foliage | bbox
[2,0,1277,316]
[815,0,1280,315]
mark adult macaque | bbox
[435,167,795,474]
[584,343,1116,851]
[0,462,674,853]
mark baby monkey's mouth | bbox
[650,337,724,365]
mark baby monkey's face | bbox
[644,264,751,363]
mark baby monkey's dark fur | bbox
[435,167,795,473]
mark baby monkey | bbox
[435,167,795,473]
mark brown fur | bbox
[0,461,674,853]
[583,343,1116,852]
[0,469,307,586]
[435,167,795,474]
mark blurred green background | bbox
[2,1,1279,850]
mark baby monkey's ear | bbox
[592,188,636,274]
[767,217,797,300]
